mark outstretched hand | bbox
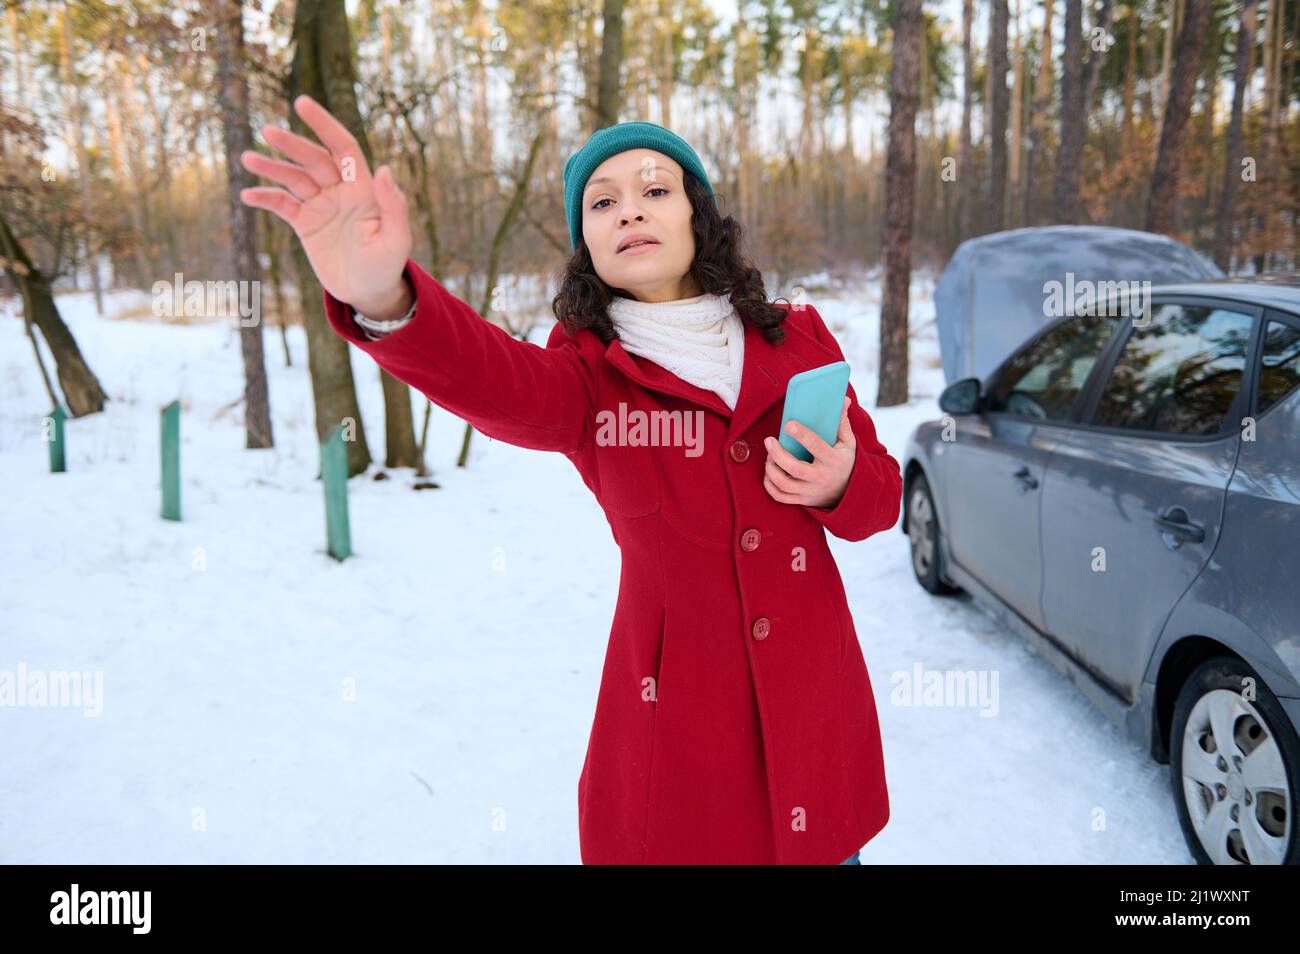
[762,397,857,509]
[239,95,413,320]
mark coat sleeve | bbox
[797,304,903,542]
[322,258,595,455]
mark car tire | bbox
[906,472,959,596]
[1170,656,1300,864]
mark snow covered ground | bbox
[0,273,1194,863]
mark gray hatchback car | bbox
[902,274,1300,864]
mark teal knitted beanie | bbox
[563,121,717,251]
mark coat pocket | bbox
[837,601,854,673]
[594,438,662,517]
[815,570,854,674]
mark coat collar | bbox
[603,304,818,439]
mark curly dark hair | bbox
[550,170,789,347]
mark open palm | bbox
[239,95,412,316]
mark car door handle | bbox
[1153,508,1205,544]
[1013,466,1038,490]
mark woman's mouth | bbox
[618,240,660,256]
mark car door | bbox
[1209,309,1300,686]
[1038,298,1258,701]
[942,314,1119,630]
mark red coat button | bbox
[729,440,750,462]
[751,617,771,640]
[740,528,762,551]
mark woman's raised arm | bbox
[240,96,594,455]
[322,259,595,454]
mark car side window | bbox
[1092,303,1252,436]
[1257,318,1300,416]
[985,317,1117,421]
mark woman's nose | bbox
[619,211,645,226]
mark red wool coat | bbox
[322,260,903,864]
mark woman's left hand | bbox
[762,397,857,509]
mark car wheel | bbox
[907,473,958,596]
[1170,656,1300,864]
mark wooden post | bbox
[161,399,181,521]
[46,405,67,472]
[321,425,352,561]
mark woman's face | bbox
[580,148,701,302]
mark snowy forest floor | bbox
[1,272,1193,863]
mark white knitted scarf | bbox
[606,291,745,410]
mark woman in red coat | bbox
[241,96,903,865]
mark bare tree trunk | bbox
[1198,21,1219,246]
[1121,0,1137,148]
[1009,0,1024,227]
[959,0,974,238]
[261,212,293,367]
[140,65,181,274]
[1083,0,1115,109]
[815,41,832,244]
[840,35,857,250]
[880,0,922,409]
[1155,0,1181,140]
[378,2,392,88]
[634,10,650,120]
[454,127,547,467]
[1146,0,1211,235]
[399,111,442,281]
[1285,0,1296,130]
[983,6,994,149]
[1262,0,1277,131]
[287,0,379,475]
[1055,0,1085,223]
[1024,0,1052,225]
[472,16,492,250]
[25,313,60,411]
[0,214,108,416]
[594,0,625,129]
[59,2,102,314]
[217,0,274,450]
[657,0,673,128]
[103,62,151,289]
[987,0,1009,232]
[798,24,816,162]
[1142,0,1160,127]
[121,68,157,271]
[1257,0,1284,269]
[8,3,25,107]
[734,25,756,224]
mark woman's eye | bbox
[592,188,668,211]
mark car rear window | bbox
[1092,304,1252,436]
[1258,319,1300,415]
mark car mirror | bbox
[939,377,981,415]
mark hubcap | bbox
[1181,688,1291,864]
[907,487,936,580]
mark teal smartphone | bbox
[778,361,851,462]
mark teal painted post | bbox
[161,399,181,521]
[321,425,352,561]
[47,405,67,472]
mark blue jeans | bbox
[840,850,861,865]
